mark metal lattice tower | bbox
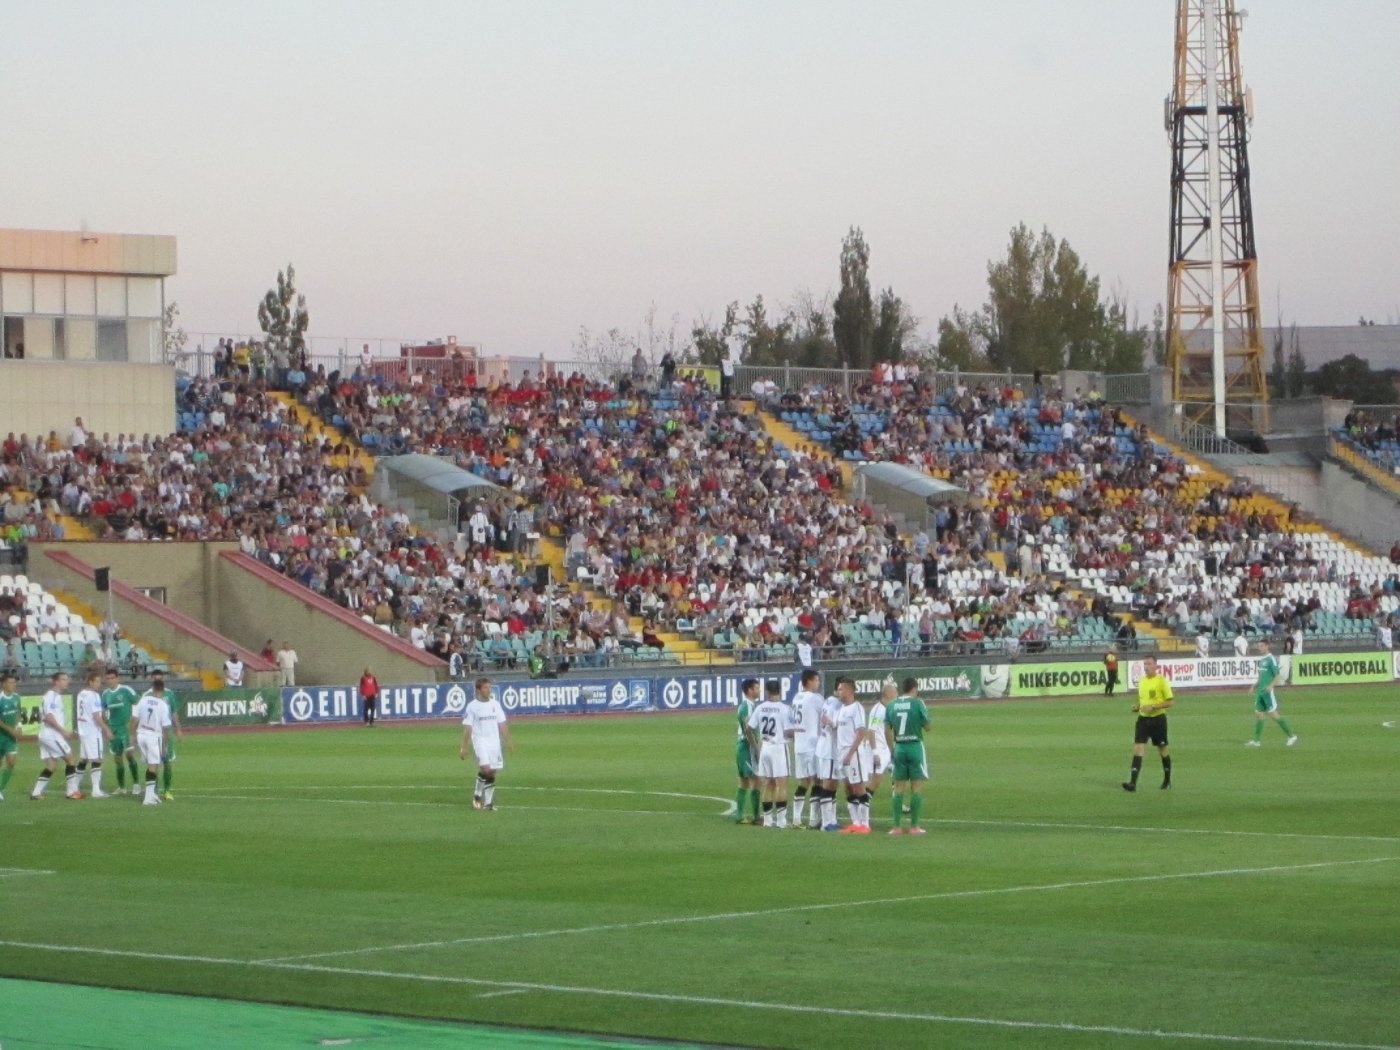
[1165,0,1268,437]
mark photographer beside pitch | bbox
[1122,656,1173,792]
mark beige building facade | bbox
[0,227,176,364]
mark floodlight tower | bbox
[1165,0,1268,438]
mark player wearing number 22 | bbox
[745,681,797,828]
[885,678,931,835]
[1123,656,1173,792]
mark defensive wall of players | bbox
[13,650,1390,732]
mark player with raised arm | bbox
[30,672,84,800]
[866,680,895,797]
[1123,656,1173,792]
[835,678,872,833]
[461,677,511,810]
[75,671,112,798]
[101,668,142,795]
[885,677,931,835]
[131,682,174,806]
[1245,639,1297,747]
[789,670,824,829]
[142,676,181,800]
[745,680,796,828]
[0,671,22,800]
[733,678,761,825]
[812,684,843,830]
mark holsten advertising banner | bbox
[14,695,74,737]
[178,688,281,726]
[849,666,985,701]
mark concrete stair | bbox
[47,587,214,685]
[753,409,854,487]
[271,392,376,483]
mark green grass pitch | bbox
[1,685,1397,1050]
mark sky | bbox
[4,0,1398,359]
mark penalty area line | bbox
[0,868,56,879]
[258,855,1400,964]
[0,939,1389,1050]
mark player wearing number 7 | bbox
[130,685,174,806]
[885,678,931,835]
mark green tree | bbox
[1151,303,1166,367]
[163,300,188,365]
[933,306,989,371]
[257,265,309,364]
[833,226,874,370]
[690,301,739,366]
[1309,353,1398,405]
[871,288,918,363]
[1285,326,1307,398]
[739,295,794,367]
[1270,326,1287,399]
[964,224,1145,375]
[783,287,837,367]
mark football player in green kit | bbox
[884,677,931,835]
[101,667,143,796]
[0,671,22,800]
[1245,639,1297,747]
[733,678,761,824]
[884,683,929,840]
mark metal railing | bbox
[1170,415,1253,456]
[1104,372,1152,404]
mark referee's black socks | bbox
[1128,755,1142,786]
[1161,755,1172,787]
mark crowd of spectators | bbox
[6,357,1397,668]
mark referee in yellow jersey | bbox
[1123,655,1173,792]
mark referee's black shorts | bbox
[1133,714,1168,747]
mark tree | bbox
[1270,326,1287,399]
[956,224,1145,375]
[833,227,874,370]
[871,288,918,364]
[1151,303,1166,367]
[257,265,309,364]
[1285,326,1307,398]
[1309,353,1397,405]
[932,306,989,371]
[739,295,794,367]
[690,301,739,366]
[163,300,188,364]
[570,325,637,375]
[783,287,838,367]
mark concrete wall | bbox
[34,545,276,686]
[29,541,443,686]
[0,361,176,438]
[214,552,445,686]
[1319,462,1400,553]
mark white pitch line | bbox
[184,795,705,823]
[0,868,56,879]
[1382,721,1396,729]
[931,817,1400,846]
[258,856,1399,964]
[474,988,529,1000]
[0,938,1388,1050]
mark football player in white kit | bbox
[75,671,112,798]
[745,681,796,827]
[30,672,84,800]
[131,682,174,806]
[834,678,873,833]
[460,677,511,810]
[813,681,844,830]
[866,681,895,796]
[789,670,825,829]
